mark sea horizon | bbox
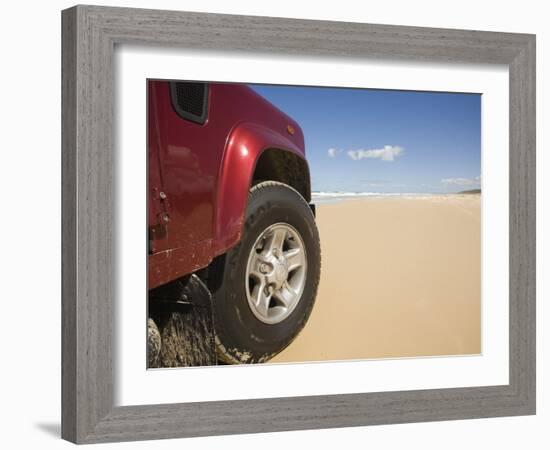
[311,190,479,204]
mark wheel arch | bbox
[212,122,310,257]
[252,148,311,203]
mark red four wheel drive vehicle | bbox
[148,80,321,364]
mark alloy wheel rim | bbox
[245,223,307,324]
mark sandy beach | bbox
[272,194,481,363]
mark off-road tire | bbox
[210,181,321,364]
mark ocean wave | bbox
[312,192,432,198]
[310,192,439,204]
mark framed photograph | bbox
[61,5,536,443]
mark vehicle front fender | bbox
[212,122,305,256]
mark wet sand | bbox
[272,194,481,363]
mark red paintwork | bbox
[148,81,307,289]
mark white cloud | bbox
[327,148,341,158]
[441,175,481,186]
[347,145,404,162]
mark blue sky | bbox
[250,84,481,194]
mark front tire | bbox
[211,181,321,364]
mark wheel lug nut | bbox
[260,263,269,273]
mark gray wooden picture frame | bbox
[61,4,536,444]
